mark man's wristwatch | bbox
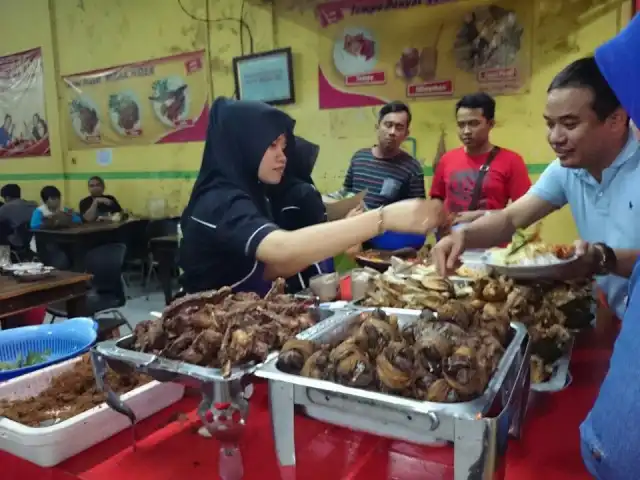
[592,242,617,275]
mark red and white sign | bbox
[477,67,518,83]
[316,0,458,27]
[345,71,386,86]
[406,80,453,98]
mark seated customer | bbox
[0,183,36,248]
[30,186,82,230]
[342,101,425,210]
[79,176,122,222]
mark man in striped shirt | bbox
[343,101,426,209]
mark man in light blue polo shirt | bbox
[431,55,640,319]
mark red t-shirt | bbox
[429,146,531,213]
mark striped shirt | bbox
[343,148,426,209]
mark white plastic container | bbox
[0,357,185,467]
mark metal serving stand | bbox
[91,306,337,480]
[255,308,531,480]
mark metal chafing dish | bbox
[255,308,531,480]
[527,339,574,413]
[90,305,339,479]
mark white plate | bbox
[3,262,45,272]
[482,251,578,280]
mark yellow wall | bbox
[0,0,633,243]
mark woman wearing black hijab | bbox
[179,97,443,295]
[270,136,333,293]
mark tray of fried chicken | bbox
[93,280,335,384]
[257,307,529,421]
[357,266,592,391]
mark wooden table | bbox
[0,271,91,324]
[149,234,178,305]
[33,219,149,271]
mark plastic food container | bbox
[369,231,426,250]
[309,273,339,302]
[0,357,185,467]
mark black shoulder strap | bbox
[468,146,500,211]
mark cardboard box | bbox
[322,190,366,221]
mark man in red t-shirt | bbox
[430,93,531,225]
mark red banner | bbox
[0,48,50,158]
[316,0,459,27]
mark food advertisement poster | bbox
[63,51,208,150]
[0,48,50,158]
[317,0,532,109]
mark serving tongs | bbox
[90,349,139,451]
[505,224,542,259]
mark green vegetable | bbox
[0,350,51,371]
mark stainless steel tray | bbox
[258,308,527,418]
[93,306,339,384]
[257,308,531,480]
[530,339,574,393]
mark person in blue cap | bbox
[579,13,640,479]
[179,97,443,295]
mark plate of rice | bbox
[482,237,577,280]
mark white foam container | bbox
[0,356,185,467]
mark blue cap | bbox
[595,14,640,127]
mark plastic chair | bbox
[47,243,132,340]
[144,218,179,290]
[121,219,150,289]
[9,222,36,262]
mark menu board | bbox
[317,0,533,109]
[63,51,209,150]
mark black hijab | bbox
[285,136,320,186]
[182,97,295,227]
[179,98,295,294]
[270,135,325,231]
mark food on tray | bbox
[489,228,576,266]
[129,279,316,377]
[455,264,488,279]
[0,355,149,427]
[277,308,507,403]
[369,245,431,262]
[0,350,51,371]
[360,263,472,309]
[472,275,591,383]
[360,262,591,383]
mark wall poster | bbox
[317,0,533,109]
[0,48,50,158]
[63,51,209,150]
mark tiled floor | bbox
[42,284,168,330]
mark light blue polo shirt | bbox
[529,132,640,319]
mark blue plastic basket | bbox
[369,231,427,251]
[0,317,98,382]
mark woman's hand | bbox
[383,199,446,234]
